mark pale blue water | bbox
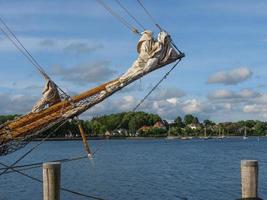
[0,138,267,200]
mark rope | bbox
[0,162,104,200]
[0,17,48,78]
[95,0,140,34]
[135,1,183,55]
[136,0,162,31]
[133,59,182,111]
[0,155,87,172]
[0,120,68,176]
[0,141,106,174]
[0,17,71,100]
[115,0,146,31]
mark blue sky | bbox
[0,0,266,122]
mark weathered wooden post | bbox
[240,160,259,199]
[43,162,61,200]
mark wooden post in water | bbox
[43,162,61,200]
[240,160,258,199]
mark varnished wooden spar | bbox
[0,53,184,148]
[0,79,118,145]
[7,79,117,130]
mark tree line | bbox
[0,113,267,137]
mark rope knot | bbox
[132,28,140,35]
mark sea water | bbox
[0,138,267,200]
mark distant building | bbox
[105,131,111,136]
[187,123,199,130]
[65,130,74,138]
[111,129,128,136]
[153,121,166,129]
[138,121,166,133]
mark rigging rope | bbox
[1,140,105,174]
[114,0,145,31]
[133,59,182,111]
[0,17,71,99]
[0,162,104,200]
[1,135,106,175]
[0,17,48,78]
[135,0,183,54]
[0,120,68,176]
[136,0,162,31]
[0,3,185,198]
[0,155,87,172]
[95,0,140,34]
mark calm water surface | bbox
[0,138,267,200]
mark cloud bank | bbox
[51,61,117,85]
[207,67,252,85]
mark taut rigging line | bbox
[95,0,185,111]
[0,162,104,200]
[136,0,183,54]
[0,17,71,99]
[133,59,182,111]
[95,0,140,34]
[136,0,161,30]
[114,0,146,31]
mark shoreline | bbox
[32,135,265,141]
[33,136,166,141]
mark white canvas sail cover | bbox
[106,30,179,91]
[32,78,61,113]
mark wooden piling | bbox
[43,162,61,200]
[240,160,258,199]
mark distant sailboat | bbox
[166,124,179,140]
[217,128,225,140]
[203,127,211,140]
[243,126,248,140]
[180,136,192,140]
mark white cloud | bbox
[150,87,185,101]
[51,61,117,85]
[207,67,252,85]
[208,89,234,99]
[0,93,37,115]
[208,88,260,101]
[1,87,267,123]
[166,98,179,105]
[182,99,203,113]
[63,43,103,55]
[0,36,103,54]
[243,104,261,113]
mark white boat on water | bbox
[166,136,179,140]
[243,126,248,140]
[180,136,192,140]
[202,127,212,140]
[216,127,225,140]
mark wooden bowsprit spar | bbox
[0,51,184,156]
[0,0,185,157]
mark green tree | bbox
[174,116,184,128]
[203,119,214,127]
[184,114,195,125]
[254,121,267,136]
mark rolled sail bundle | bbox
[106,30,179,92]
[0,30,184,156]
[32,78,61,113]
